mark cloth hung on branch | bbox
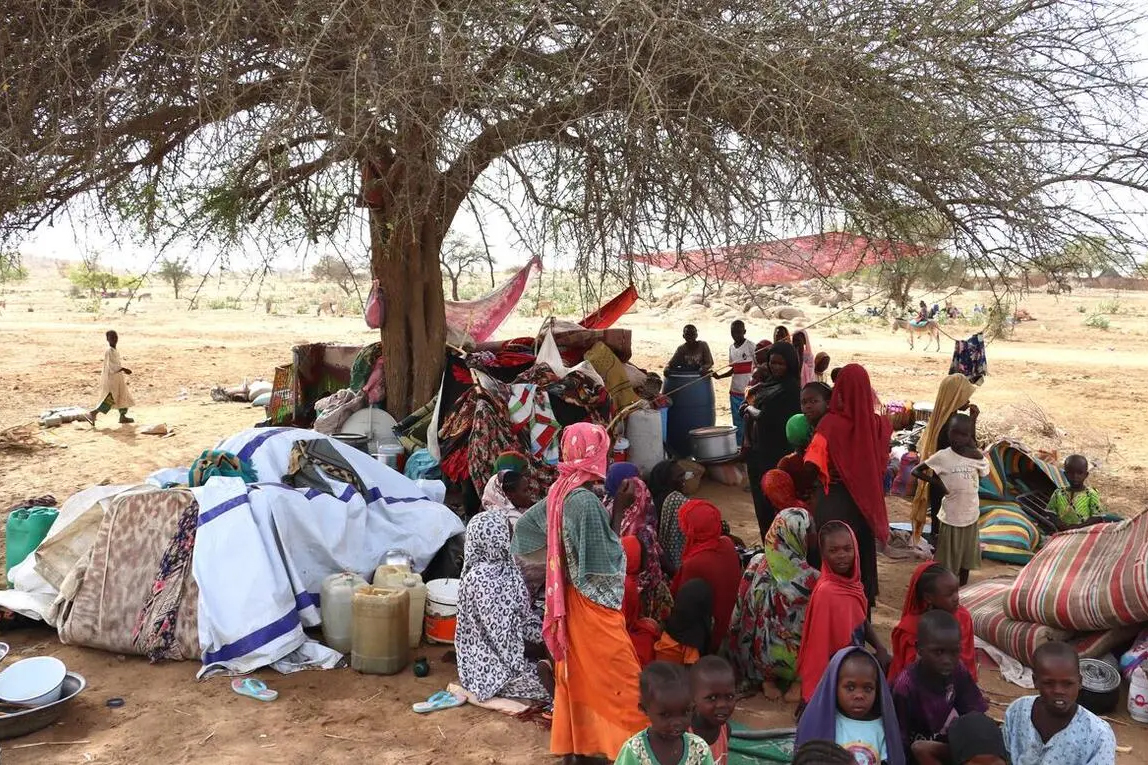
[579,285,639,330]
[132,499,199,662]
[949,333,988,385]
[364,258,541,342]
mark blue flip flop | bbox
[412,690,465,714]
[231,677,278,702]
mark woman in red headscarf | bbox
[803,363,892,610]
[888,562,977,682]
[621,535,660,666]
[671,499,741,647]
[521,422,645,760]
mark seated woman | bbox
[656,578,714,665]
[622,536,661,666]
[456,511,550,702]
[673,500,741,647]
[725,500,818,701]
[650,460,691,573]
[610,462,674,621]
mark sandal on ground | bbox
[231,677,278,702]
[412,690,466,714]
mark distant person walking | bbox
[87,330,135,426]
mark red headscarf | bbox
[888,562,978,682]
[673,499,741,646]
[796,521,869,702]
[543,422,611,661]
[815,364,893,543]
[762,469,809,512]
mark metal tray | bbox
[0,672,86,740]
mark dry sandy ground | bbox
[0,274,1146,762]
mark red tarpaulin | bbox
[579,284,639,330]
[627,233,927,286]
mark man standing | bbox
[722,320,754,446]
[87,330,135,425]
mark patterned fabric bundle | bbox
[961,579,1071,666]
[507,383,562,464]
[949,333,988,385]
[187,450,258,488]
[133,499,199,662]
[1006,514,1148,631]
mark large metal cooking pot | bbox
[690,425,739,462]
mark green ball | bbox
[786,414,811,447]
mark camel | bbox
[891,317,942,351]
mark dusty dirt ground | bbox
[0,271,1146,763]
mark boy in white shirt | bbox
[719,320,755,446]
[911,414,989,586]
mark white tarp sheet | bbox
[190,427,463,676]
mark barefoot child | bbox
[797,522,893,705]
[1002,642,1116,765]
[911,414,989,586]
[888,563,978,682]
[690,656,737,764]
[890,610,987,764]
[795,647,905,765]
[615,662,715,764]
[1044,455,1114,530]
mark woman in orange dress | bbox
[541,423,647,762]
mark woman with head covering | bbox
[510,423,645,760]
[608,463,674,621]
[803,364,892,610]
[456,511,550,702]
[481,469,536,526]
[725,502,818,701]
[773,325,791,344]
[649,460,690,573]
[796,522,892,704]
[671,500,740,647]
[792,330,816,387]
[655,578,715,665]
[744,342,803,539]
[911,374,979,543]
[621,536,660,666]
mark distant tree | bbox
[310,255,359,296]
[439,237,493,301]
[846,211,959,308]
[1044,235,1131,282]
[0,253,28,289]
[68,263,121,297]
[158,257,193,299]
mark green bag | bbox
[5,507,58,580]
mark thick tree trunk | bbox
[370,207,447,419]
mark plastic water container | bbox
[320,572,368,654]
[626,408,665,478]
[351,585,410,675]
[372,564,409,584]
[612,437,630,463]
[1130,666,1148,723]
[424,578,460,645]
[662,372,715,459]
[382,574,428,648]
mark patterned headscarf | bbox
[481,470,515,514]
[543,423,611,660]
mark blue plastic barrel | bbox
[662,372,716,458]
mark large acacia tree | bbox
[2,0,1147,415]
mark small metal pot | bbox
[690,426,739,462]
[1079,658,1122,716]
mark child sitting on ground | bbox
[690,656,737,764]
[911,414,989,586]
[796,646,905,765]
[945,713,1008,765]
[888,562,978,682]
[797,522,893,705]
[616,661,715,765]
[891,610,988,764]
[1003,641,1116,765]
[1044,455,1112,530]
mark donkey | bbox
[891,317,942,352]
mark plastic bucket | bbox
[1130,665,1148,723]
[612,437,630,463]
[424,578,460,645]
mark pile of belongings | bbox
[0,427,463,677]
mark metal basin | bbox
[690,425,739,462]
[0,671,86,740]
